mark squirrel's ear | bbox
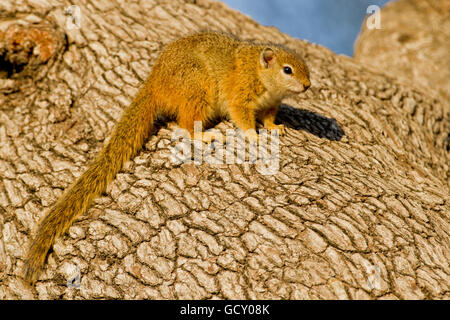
[261,47,276,68]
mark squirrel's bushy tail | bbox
[24,88,156,284]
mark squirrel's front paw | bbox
[264,123,285,135]
[245,129,259,143]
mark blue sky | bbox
[222,0,391,56]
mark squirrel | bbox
[23,32,311,284]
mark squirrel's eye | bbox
[283,66,293,75]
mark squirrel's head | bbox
[259,47,311,98]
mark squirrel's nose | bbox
[303,81,311,91]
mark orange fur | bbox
[23,32,310,284]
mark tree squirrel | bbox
[23,32,311,284]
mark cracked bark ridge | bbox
[0,0,449,300]
[354,0,450,102]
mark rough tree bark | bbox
[0,0,448,299]
[354,0,450,102]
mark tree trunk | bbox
[0,0,448,299]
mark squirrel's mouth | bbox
[291,86,308,94]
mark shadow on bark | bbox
[276,104,345,141]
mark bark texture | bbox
[0,0,448,299]
[354,0,450,102]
